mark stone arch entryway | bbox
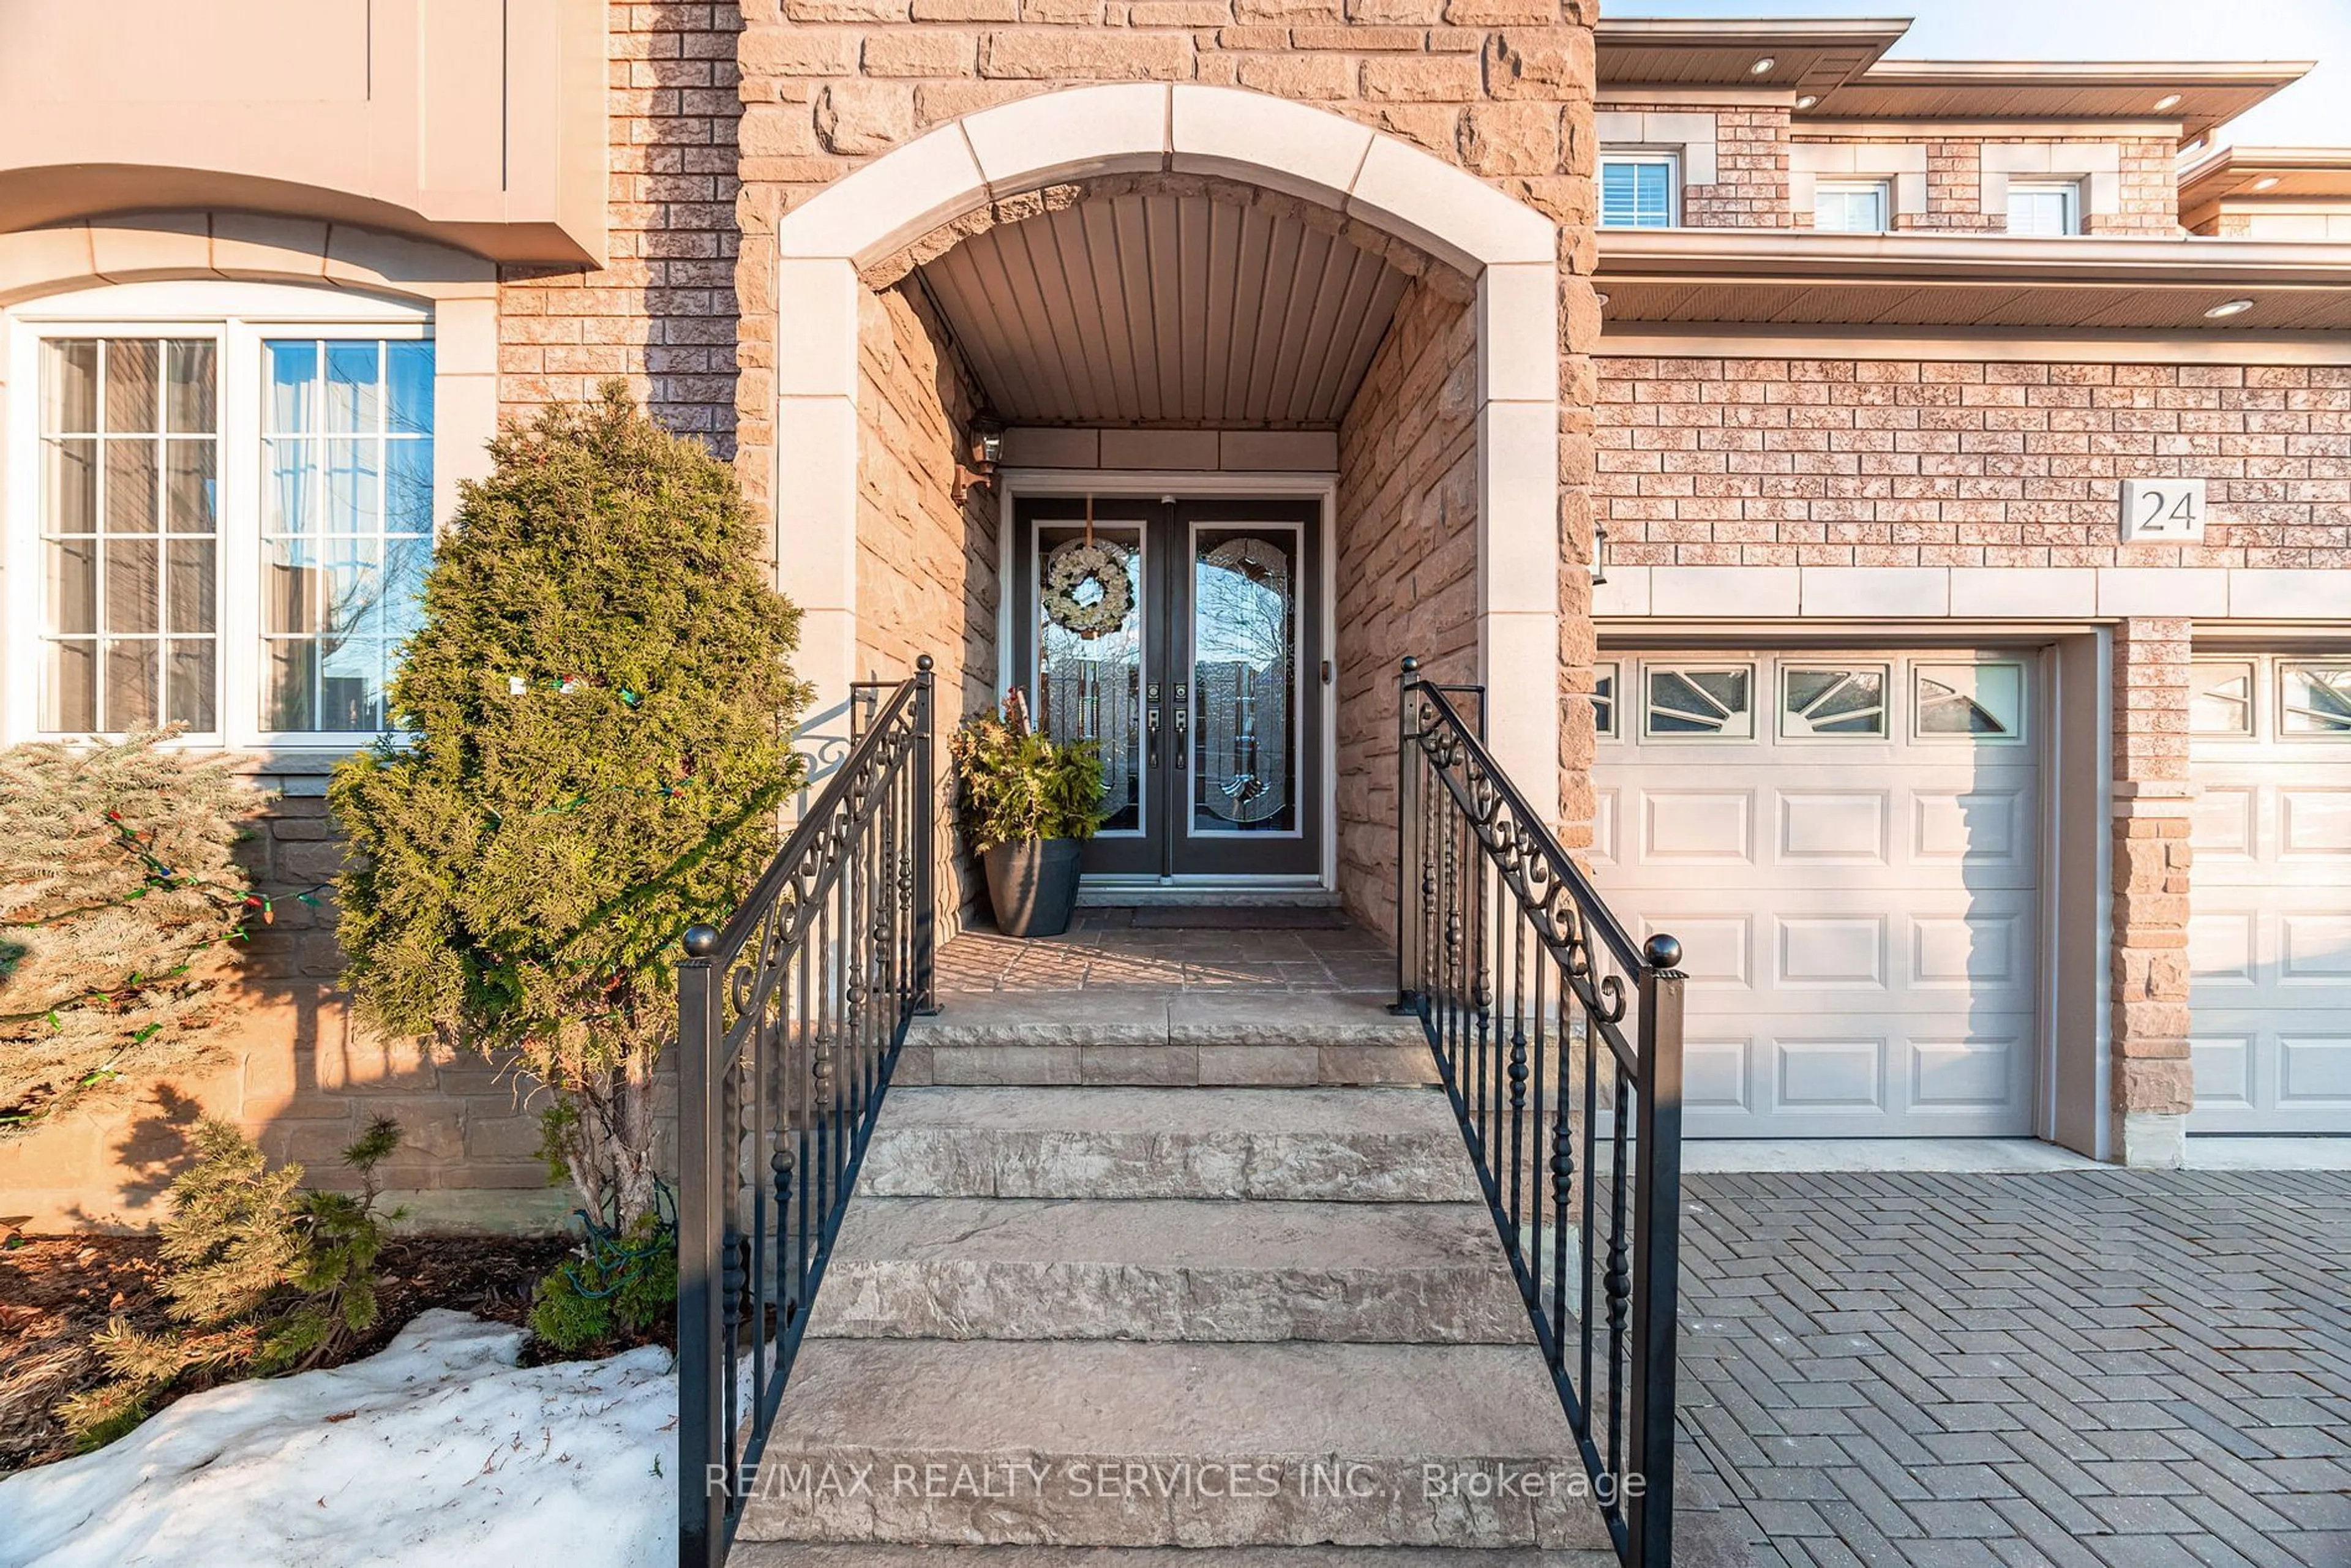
[770,83,1569,928]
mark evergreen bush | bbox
[1,731,260,1133]
[950,692,1107,853]
[57,1115,405,1449]
[329,384,809,1230]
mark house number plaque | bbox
[2119,478,2207,543]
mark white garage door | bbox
[1592,650,2042,1138]
[2188,655,2351,1134]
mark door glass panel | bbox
[1191,528,1297,834]
[1037,523,1144,833]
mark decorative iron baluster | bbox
[1392,658,1685,1568]
[677,658,936,1568]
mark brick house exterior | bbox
[0,5,2347,1225]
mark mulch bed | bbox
[0,1228,660,1475]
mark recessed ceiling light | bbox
[2153,92,2183,112]
[2252,174,2282,191]
[1795,94,1819,110]
[2205,298,2255,319]
[1750,56,1776,75]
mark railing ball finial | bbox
[683,923,721,958]
[1400,655,1420,674]
[1643,932,1682,972]
[916,653,935,673]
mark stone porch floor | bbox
[901,910,1427,1089]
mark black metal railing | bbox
[676,657,936,1568]
[1393,657,1685,1568]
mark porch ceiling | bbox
[914,191,1412,428]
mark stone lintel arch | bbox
[0,208,500,472]
[773,83,1564,807]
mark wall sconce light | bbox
[954,415,1006,504]
[1590,520,1610,587]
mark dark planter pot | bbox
[983,837,1082,938]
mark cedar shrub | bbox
[329,384,809,1230]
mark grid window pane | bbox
[167,341,217,433]
[1600,159,1676,229]
[106,341,159,432]
[260,337,434,732]
[40,337,219,733]
[45,340,97,431]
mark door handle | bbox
[1174,705,1187,770]
[1147,705,1160,767]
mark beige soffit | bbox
[1595,229,2351,332]
[1595,17,1910,97]
[915,190,1412,426]
[0,0,607,265]
[1803,60,2310,144]
[2179,146,2351,231]
[1596,16,2309,144]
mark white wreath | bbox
[1043,539,1133,637]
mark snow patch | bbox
[0,1310,678,1568]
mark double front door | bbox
[1010,495,1324,880]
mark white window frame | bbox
[1599,151,1681,231]
[2006,180,2083,238]
[5,279,435,751]
[1813,180,1892,234]
[1640,659,1758,743]
[1779,662,1892,741]
[2189,657,2258,738]
[2278,659,2351,741]
[1911,659,2030,745]
[1593,659,1621,741]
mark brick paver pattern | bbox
[1676,1169,2351,1568]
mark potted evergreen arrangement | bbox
[951,692,1104,938]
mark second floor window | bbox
[1600,154,1678,230]
[1814,181,1890,234]
[2007,181,2082,237]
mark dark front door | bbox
[1011,495,1324,881]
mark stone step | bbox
[805,1197,1531,1345]
[898,993,1436,1089]
[739,1339,1612,1550]
[735,1546,1616,1567]
[857,1088,1482,1203]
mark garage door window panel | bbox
[1914,661,2026,741]
[1593,661,1619,739]
[2191,661,2257,737]
[2279,662,2351,738]
[1645,663,1755,740]
[1781,664,1888,739]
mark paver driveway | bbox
[1675,1169,2351,1568]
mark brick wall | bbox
[730,0,1599,528]
[500,1,748,455]
[855,281,999,921]
[1595,357,2351,569]
[1333,278,1479,936]
[1605,102,1788,227]
[0,778,556,1232]
[2110,617,2196,1150]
